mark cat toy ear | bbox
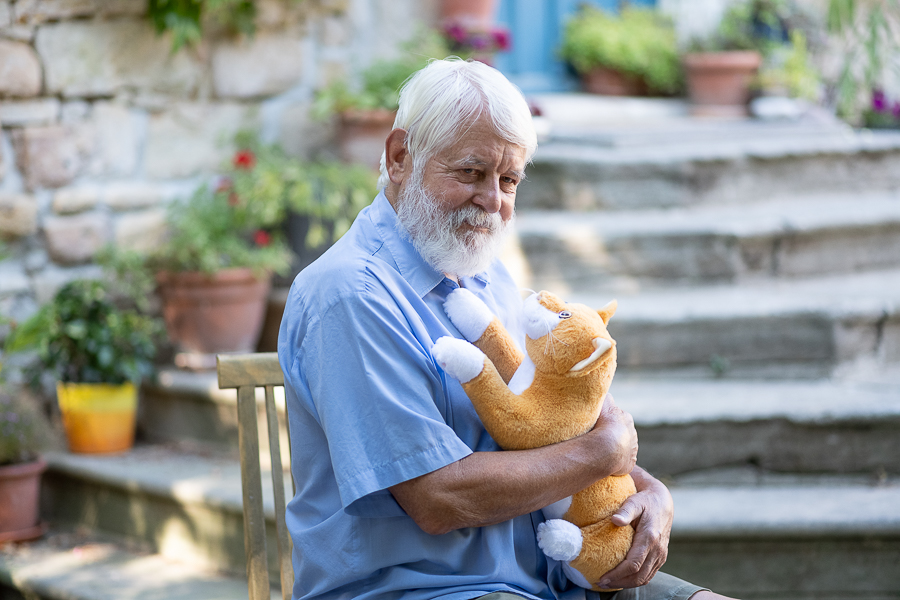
[597,300,617,325]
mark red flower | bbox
[233,150,256,170]
[254,230,271,247]
[228,191,240,206]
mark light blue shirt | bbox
[278,191,577,600]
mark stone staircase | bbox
[4,95,900,600]
[516,95,900,599]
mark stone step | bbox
[139,368,290,457]
[0,529,273,600]
[612,378,900,477]
[39,444,291,584]
[561,267,900,378]
[514,191,900,288]
[138,371,900,481]
[518,123,900,212]
[26,445,900,600]
[664,468,900,599]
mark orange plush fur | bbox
[433,290,635,591]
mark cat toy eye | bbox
[558,311,572,319]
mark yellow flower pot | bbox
[56,382,137,454]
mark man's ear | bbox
[385,128,410,186]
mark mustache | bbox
[448,203,504,232]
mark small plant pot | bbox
[156,268,272,358]
[440,0,498,28]
[337,109,396,169]
[581,67,648,96]
[683,50,762,116]
[56,382,137,454]
[0,458,47,543]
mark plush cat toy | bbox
[432,289,635,592]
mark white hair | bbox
[377,58,538,189]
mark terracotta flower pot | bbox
[337,108,397,170]
[156,268,272,357]
[0,458,47,543]
[683,50,762,117]
[56,382,137,454]
[581,67,648,97]
[440,0,498,28]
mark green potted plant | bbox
[0,380,58,542]
[222,137,378,352]
[824,0,900,125]
[313,31,452,167]
[5,280,160,454]
[559,4,682,97]
[681,0,794,115]
[141,148,292,367]
[103,136,377,363]
[752,28,821,117]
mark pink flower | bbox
[492,27,511,52]
[215,177,233,193]
[471,33,489,50]
[444,24,467,43]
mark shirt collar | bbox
[369,190,496,298]
[370,190,446,298]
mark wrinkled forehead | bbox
[429,115,525,155]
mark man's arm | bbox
[390,396,638,535]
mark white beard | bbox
[394,170,514,278]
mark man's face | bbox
[418,116,526,224]
[395,117,527,278]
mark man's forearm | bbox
[390,403,637,534]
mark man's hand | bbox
[592,395,638,477]
[596,467,674,589]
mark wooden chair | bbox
[217,352,294,600]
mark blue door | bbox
[494,0,658,93]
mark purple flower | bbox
[471,34,489,50]
[872,89,887,112]
[893,101,900,120]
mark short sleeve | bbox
[293,286,473,515]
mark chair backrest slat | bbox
[265,384,295,600]
[218,353,292,600]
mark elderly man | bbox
[278,59,734,600]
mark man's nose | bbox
[473,179,502,213]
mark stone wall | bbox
[0,0,437,332]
